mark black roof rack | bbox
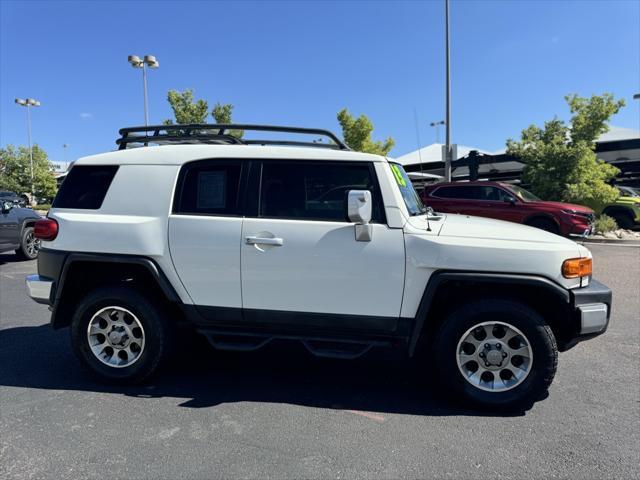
[116,124,350,151]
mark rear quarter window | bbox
[52,165,119,209]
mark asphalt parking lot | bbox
[1,244,639,479]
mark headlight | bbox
[562,257,592,278]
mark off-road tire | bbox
[70,286,173,384]
[433,299,558,410]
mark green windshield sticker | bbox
[391,164,406,187]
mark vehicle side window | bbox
[52,165,119,209]
[259,161,384,222]
[477,186,512,201]
[433,186,481,200]
[174,162,242,215]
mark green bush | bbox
[594,214,618,234]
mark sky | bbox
[1,0,639,163]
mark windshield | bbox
[508,184,541,202]
[389,163,425,216]
[618,186,640,197]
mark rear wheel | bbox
[15,226,40,260]
[526,217,559,235]
[70,287,173,383]
[433,299,557,409]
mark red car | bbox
[421,181,595,237]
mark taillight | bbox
[34,218,59,241]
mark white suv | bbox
[26,124,611,408]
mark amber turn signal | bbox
[562,257,592,278]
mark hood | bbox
[403,213,586,291]
[617,196,640,205]
[438,213,576,245]
[525,200,593,213]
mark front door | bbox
[0,207,20,250]
[241,160,405,332]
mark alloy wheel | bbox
[456,321,533,392]
[87,306,145,368]
[25,230,40,258]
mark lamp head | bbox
[15,98,27,105]
[144,55,159,68]
[128,55,143,67]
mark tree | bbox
[337,109,394,156]
[507,94,625,206]
[163,89,209,125]
[212,102,243,138]
[0,145,57,201]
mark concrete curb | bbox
[579,238,640,246]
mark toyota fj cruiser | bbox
[26,124,612,408]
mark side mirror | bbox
[347,190,372,241]
[2,201,13,213]
[347,190,372,224]
[504,196,516,205]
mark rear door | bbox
[240,160,405,332]
[429,185,485,216]
[168,160,245,319]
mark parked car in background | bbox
[594,186,640,229]
[0,201,42,259]
[0,191,28,207]
[421,181,595,237]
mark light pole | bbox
[14,98,40,198]
[128,55,159,126]
[443,0,453,181]
[430,120,445,144]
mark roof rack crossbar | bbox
[116,123,350,151]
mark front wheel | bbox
[433,299,558,409]
[70,287,173,383]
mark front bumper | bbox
[569,278,612,342]
[25,274,54,305]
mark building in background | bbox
[396,126,640,188]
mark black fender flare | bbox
[602,205,634,218]
[408,271,570,355]
[55,252,180,304]
[49,251,181,328]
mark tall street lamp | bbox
[444,0,453,182]
[14,98,40,197]
[430,120,445,144]
[128,55,159,126]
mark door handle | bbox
[245,236,284,246]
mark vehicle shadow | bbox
[0,324,532,417]
[0,252,33,265]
